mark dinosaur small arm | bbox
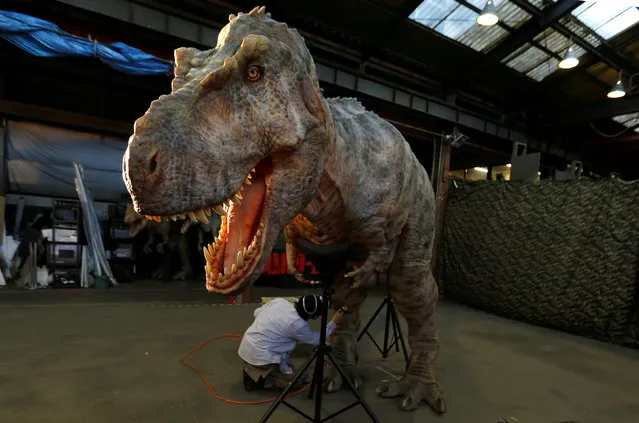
[122,6,445,413]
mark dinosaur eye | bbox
[149,153,158,173]
[246,65,262,82]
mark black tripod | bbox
[357,284,410,367]
[258,239,380,423]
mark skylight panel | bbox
[561,18,602,47]
[409,0,533,53]
[526,57,560,81]
[571,1,639,40]
[456,23,510,52]
[612,113,639,127]
[409,0,459,29]
[596,7,639,40]
[434,4,478,40]
[504,44,550,74]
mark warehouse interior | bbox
[1,1,638,422]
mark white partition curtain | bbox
[6,120,129,201]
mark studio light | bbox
[607,75,626,99]
[477,0,499,27]
[558,45,579,70]
[474,167,488,173]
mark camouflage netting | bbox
[441,179,639,348]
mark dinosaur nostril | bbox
[149,153,159,173]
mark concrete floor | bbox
[1,284,638,423]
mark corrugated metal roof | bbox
[516,27,588,81]
[409,0,533,53]
[612,113,639,133]
[457,23,510,51]
[503,43,549,74]
[409,0,639,83]
[560,17,602,48]
[526,57,559,81]
[490,0,532,29]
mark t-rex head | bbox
[122,6,331,295]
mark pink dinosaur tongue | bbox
[222,175,265,271]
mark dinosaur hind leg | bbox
[376,258,446,414]
[323,270,368,393]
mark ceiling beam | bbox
[583,132,639,148]
[543,96,639,126]
[358,0,424,62]
[509,0,639,74]
[0,100,132,137]
[445,0,581,95]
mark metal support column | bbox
[431,135,452,288]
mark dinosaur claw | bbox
[344,265,361,279]
[376,379,404,398]
[327,380,336,392]
[377,379,446,413]
[400,396,415,411]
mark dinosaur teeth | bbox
[231,196,241,205]
[212,204,226,216]
[204,208,212,216]
[194,209,209,224]
[245,177,252,185]
[205,222,265,286]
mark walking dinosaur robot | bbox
[122,6,445,413]
[124,203,221,280]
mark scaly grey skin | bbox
[122,6,445,413]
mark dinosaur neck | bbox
[299,99,349,242]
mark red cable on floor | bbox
[179,330,311,405]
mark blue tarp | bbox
[0,10,173,76]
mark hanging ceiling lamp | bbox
[558,39,579,69]
[477,0,499,27]
[607,72,626,99]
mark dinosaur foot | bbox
[172,270,190,281]
[376,379,446,413]
[323,364,362,393]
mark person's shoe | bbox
[243,370,263,391]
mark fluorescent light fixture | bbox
[477,0,498,27]
[558,45,579,69]
[474,167,488,173]
[607,77,626,99]
[506,163,512,168]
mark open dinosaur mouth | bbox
[142,157,273,294]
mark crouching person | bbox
[238,295,346,391]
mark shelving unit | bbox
[106,202,135,282]
[48,199,83,288]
